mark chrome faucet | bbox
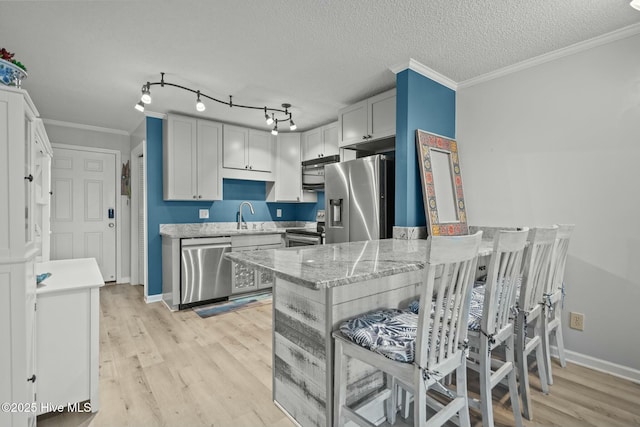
[237,201,255,229]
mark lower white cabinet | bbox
[35,258,104,415]
[230,234,282,294]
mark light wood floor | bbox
[38,284,640,427]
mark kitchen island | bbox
[226,238,492,427]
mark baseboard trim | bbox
[145,294,163,304]
[118,276,131,284]
[551,346,640,384]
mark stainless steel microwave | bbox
[301,154,340,191]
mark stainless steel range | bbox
[285,210,325,247]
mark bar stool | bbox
[466,228,528,427]
[515,226,558,420]
[332,232,482,426]
[541,224,575,385]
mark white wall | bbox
[457,34,640,373]
[43,122,132,281]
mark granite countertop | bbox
[225,238,494,290]
[160,221,315,238]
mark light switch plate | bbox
[276,208,282,218]
[199,209,209,219]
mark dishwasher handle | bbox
[182,237,232,247]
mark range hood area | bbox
[301,154,340,191]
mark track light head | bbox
[196,91,206,112]
[266,112,274,126]
[289,118,297,131]
[134,101,145,112]
[140,83,151,104]
[271,121,278,136]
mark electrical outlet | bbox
[569,312,584,331]
[276,208,282,218]
[199,209,209,219]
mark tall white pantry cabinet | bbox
[0,86,50,427]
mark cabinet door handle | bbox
[245,165,248,169]
[249,165,253,170]
[198,195,202,199]
[24,174,33,182]
[27,374,36,383]
[193,195,197,199]
[367,134,372,139]
[362,135,367,140]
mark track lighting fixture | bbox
[140,83,151,104]
[135,73,298,131]
[196,91,206,112]
[134,101,145,112]
[265,108,274,125]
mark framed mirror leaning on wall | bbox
[416,129,468,236]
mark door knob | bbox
[108,223,115,228]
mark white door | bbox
[50,147,117,281]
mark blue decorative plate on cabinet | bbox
[0,58,27,87]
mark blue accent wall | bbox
[395,69,456,228]
[145,117,322,296]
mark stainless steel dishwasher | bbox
[180,236,232,308]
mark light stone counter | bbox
[225,238,493,290]
[159,221,315,238]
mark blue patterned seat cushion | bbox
[408,284,486,332]
[339,309,418,363]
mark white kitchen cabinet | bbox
[302,121,339,161]
[33,119,53,263]
[267,133,317,203]
[223,125,273,172]
[0,86,41,427]
[35,258,104,415]
[163,114,222,201]
[230,234,282,294]
[338,88,396,147]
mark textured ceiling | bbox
[1,0,638,133]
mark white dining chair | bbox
[332,231,482,426]
[541,224,575,385]
[466,228,528,427]
[515,226,557,420]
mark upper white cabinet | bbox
[302,121,339,161]
[0,86,41,427]
[267,133,317,203]
[338,88,396,147]
[163,114,222,201]
[223,125,273,172]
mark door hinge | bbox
[34,302,37,311]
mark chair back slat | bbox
[482,228,529,334]
[520,227,558,313]
[417,231,482,371]
[545,224,575,295]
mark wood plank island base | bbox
[225,238,493,427]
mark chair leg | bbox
[334,339,348,427]
[506,334,524,427]
[479,343,494,427]
[385,373,397,425]
[401,389,411,419]
[413,370,427,426]
[542,313,554,386]
[456,361,471,427]
[515,316,533,420]
[535,339,549,395]
[555,320,567,368]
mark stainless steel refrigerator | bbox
[325,154,394,244]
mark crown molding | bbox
[458,23,640,89]
[42,118,130,136]
[390,58,458,91]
